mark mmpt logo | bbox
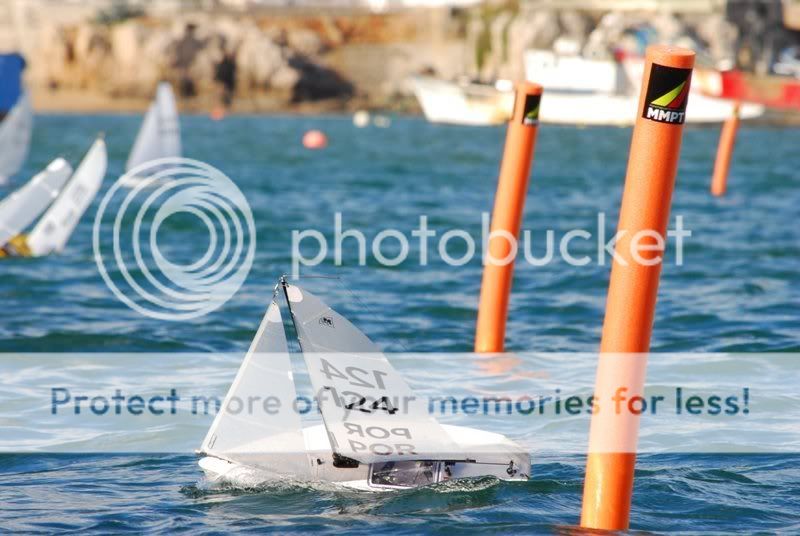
[521,93,541,126]
[643,64,692,125]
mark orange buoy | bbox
[580,44,695,531]
[210,107,226,121]
[710,103,740,196]
[474,81,543,353]
[302,130,328,149]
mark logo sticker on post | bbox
[642,64,692,125]
[521,93,541,126]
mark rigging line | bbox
[281,273,341,280]
[335,277,412,353]
[271,277,282,301]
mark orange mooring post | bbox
[580,45,695,530]
[711,102,741,196]
[474,81,543,353]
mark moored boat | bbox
[524,48,764,126]
[410,76,514,126]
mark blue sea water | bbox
[0,114,798,533]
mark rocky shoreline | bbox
[30,14,358,112]
[16,3,743,113]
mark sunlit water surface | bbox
[0,114,798,533]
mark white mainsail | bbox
[0,158,72,248]
[0,91,33,184]
[200,300,310,477]
[26,138,107,256]
[283,283,462,464]
[125,82,181,173]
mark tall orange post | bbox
[710,103,740,196]
[475,82,543,353]
[581,45,695,530]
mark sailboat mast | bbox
[279,275,295,337]
[279,276,361,468]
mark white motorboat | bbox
[410,76,514,126]
[523,48,765,126]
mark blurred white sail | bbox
[26,138,107,256]
[125,82,181,172]
[0,91,33,184]
[0,158,72,248]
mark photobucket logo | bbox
[93,158,256,320]
[291,212,692,277]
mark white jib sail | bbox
[125,82,181,173]
[0,91,33,184]
[200,300,310,477]
[283,283,462,464]
[0,158,72,248]
[26,138,107,256]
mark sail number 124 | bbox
[319,358,388,390]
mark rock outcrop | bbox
[16,3,740,112]
[27,15,354,110]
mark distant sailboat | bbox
[0,158,72,255]
[0,137,107,257]
[0,53,33,185]
[198,278,529,490]
[121,82,181,186]
[26,138,107,256]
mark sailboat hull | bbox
[410,76,514,126]
[199,423,529,490]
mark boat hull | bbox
[199,423,529,491]
[523,49,764,125]
[538,91,764,126]
[410,76,513,126]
